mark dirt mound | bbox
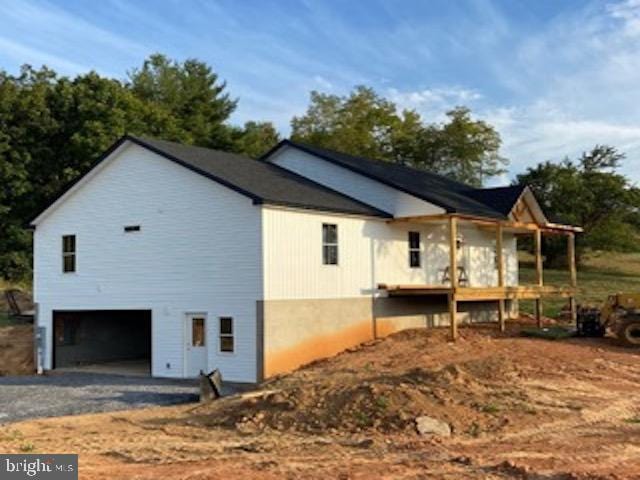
[190,327,543,436]
[3,320,640,479]
[0,324,34,375]
[0,288,33,313]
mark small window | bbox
[409,231,421,268]
[192,317,205,347]
[219,317,234,353]
[124,225,141,233]
[322,223,338,265]
[62,235,76,273]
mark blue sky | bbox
[1,0,640,183]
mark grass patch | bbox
[0,311,17,327]
[480,403,501,414]
[375,395,390,410]
[521,326,575,340]
[624,417,640,424]
[19,442,35,452]
[519,251,640,318]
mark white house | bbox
[31,136,579,383]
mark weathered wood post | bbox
[534,228,543,328]
[449,216,458,340]
[496,222,506,332]
[567,232,577,323]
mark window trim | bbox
[218,316,235,354]
[322,223,339,266]
[408,231,421,268]
[62,234,76,274]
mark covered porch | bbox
[378,213,582,340]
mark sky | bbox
[1,0,640,184]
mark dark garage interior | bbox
[53,310,151,373]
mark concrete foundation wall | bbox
[260,298,374,378]
[374,297,517,336]
[260,296,513,378]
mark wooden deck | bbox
[378,283,577,301]
[382,212,580,339]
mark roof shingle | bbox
[129,136,391,218]
[267,140,521,219]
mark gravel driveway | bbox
[0,372,201,423]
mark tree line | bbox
[1,54,638,279]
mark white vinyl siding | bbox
[262,206,518,301]
[267,146,444,217]
[34,143,262,382]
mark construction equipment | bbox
[577,293,640,346]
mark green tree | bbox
[128,54,237,149]
[291,87,507,186]
[414,107,507,186]
[291,86,422,162]
[0,66,58,278]
[0,54,243,280]
[516,145,640,266]
[230,121,280,158]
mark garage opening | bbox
[53,310,151,376]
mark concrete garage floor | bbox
[0,372,202,424]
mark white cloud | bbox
[387,86,483,121]
[0,37,90,74]
[483,103,640,181]
[608,0,640,36]
[479,0,640,182]
[312,75,334,91]
[391,0,640,185]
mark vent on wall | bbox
[124,225,141,233]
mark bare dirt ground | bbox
[2,321,640,479]
[0,324,34,376]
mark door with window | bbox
[185,314,207,377]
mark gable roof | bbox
[464,185,527,217]
[263,140,522,220]
[31,136,392,226]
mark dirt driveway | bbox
[0,372,199,423]
[2,325,640,479]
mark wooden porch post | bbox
[534,228,543,328]
[534,228,543,286]
[449,216,458,340]
[567,232,577,323]
[496,222,505,332]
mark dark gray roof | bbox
[465,185,526,217]
[128,136,391,218]
[265,140,519,220]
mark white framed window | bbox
[62,235,76,273]
[322,223,338,265]
[408,231,421,268]
[219,317,234,353]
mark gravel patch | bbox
[0,372,203,423]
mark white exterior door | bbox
[185,314,207,377]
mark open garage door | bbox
[53,310,151,375]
